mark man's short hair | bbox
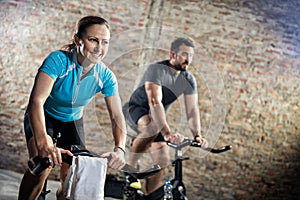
[171,37,195,53]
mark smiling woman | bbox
[64,16,111,75]
[18,15,127,200]
[75,24,110,64]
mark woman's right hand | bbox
[38,142,73,167]
[49,146,73,167]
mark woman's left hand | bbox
[100,151,126,170]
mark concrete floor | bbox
[0,169,119,200]
[0,169,60,200]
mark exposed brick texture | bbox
[0,0,300,199]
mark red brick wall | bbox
[0,0,299,199]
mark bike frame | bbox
[38,145,159,200]
[124,138,231,200]
[38,140,231,200]
[143,140,190,200]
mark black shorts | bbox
[123,103,165,142]
[24,113,85,150]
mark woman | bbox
[18,15,127,199]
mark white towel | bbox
[63,156,107,200]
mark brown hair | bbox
[170,37,195,53]
[62,15,110,51]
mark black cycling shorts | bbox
[24,112,85,150]
[123,103,165,142]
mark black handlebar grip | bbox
[28,156,52,176]
[206,145,232,153]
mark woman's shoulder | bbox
[95,61,112,73]
[40,50,75,77]
[95,62,116,79]
[47,50,73,60]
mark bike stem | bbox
[167,138,191,183]
[173,147,189,183]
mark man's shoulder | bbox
[181,71,196,82]
[151,60,169,66]
[148,60,169,70]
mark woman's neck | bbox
[76,52,94,74]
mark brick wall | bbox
[0,0,299,199]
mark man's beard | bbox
[173,60,188,71]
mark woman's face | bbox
[76,24,110,64]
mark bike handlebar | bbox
[61,148,161,179]
[29,139,230,178]
[166,138,232,154]
[28,147,160,179]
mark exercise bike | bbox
[32,145,160,200]
[104,138,231,200]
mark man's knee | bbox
[150,142,169,167]
[137,115,161,138]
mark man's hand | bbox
[100,151,126,170]
[164,132,185,144]
[194,135,208,148]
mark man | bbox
[125,37,208,194]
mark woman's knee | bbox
[60,163,70,183]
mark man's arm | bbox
[145,81,171,136]
[184,93,201,137]
[184,93,208,147]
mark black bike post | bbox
[174,148,183,182]
[172,146,189,199]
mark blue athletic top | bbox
[39,50,118,122]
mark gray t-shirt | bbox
[129,60,197,111]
